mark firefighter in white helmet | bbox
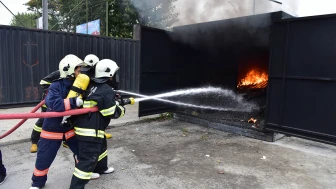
[69,59,134,188]
[81,54,99,78]
[80,54,114,139]
[84,54,99,67]
[29,54,86,153]
[30,54,85,189]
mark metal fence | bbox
[0,25,139,105]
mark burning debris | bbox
[237,69,268,89]
[248,118,257,123]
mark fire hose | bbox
[0,97,134,139]
[0,74,95,139]
[0,101,99,139]
[0,100,45,139]
[0,74,136,139]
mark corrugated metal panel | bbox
[138,26,178,117]
[266,13,336,145]
[0,25,139,105]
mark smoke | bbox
[165,0,300,52]
[172,0,283,26]
[128,0,299,29]
[129,0,299,56]
[128,0,178,29]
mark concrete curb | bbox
[174,113,285,142]
[106,118,158,129]
[0,138,31,146]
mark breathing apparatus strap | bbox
[70,86,86,95]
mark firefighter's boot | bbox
[30,144,38,153]
[103,167,115,174]
[90,173,100,180]
[105,133,112,139]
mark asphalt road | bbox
[1,119,336,189]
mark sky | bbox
[0,0,28,25]
[0,0,336,26]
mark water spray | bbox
[133,87,223,102]
[116,86,259,112]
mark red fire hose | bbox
[0,100,45,139]
[0,107,98,119]
[0,101,98,139]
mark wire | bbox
[50,0,85,30]
[269,0,282,4]
[0,0,26,27]
[228,1,239,16]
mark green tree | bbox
[24,0,62,30]
[132,0,178,30]
[24,0,178,38]
[57,0,142,38]
[10,12,39,28]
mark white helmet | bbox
[84,54,99,67]
[95,59,119,78]
[59,54,84,78]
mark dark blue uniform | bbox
[69,80,125,189]
[31,70,61,144]
[0,150,5,175]
[0,150,6,184]
[31,78,79,188]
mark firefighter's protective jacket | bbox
[40,70,60,90]
[72,81,125,143]
[42,78,78,132]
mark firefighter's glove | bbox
[76,97,83,107]
[114,93,121,102]
[121,97,135,106]
[115,93,121,99]
[61,116,74,129]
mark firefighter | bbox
[29,55,86,189]
[81,54,113,140]
[69,59,134,189]
[0,150,6,185]
[81,54,98,77]
[30,54,105,153]
[30,70,61,153]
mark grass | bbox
[201,135,209,140]
[181,128,189,133]
[181,128,189,136]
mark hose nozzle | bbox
[122,97,135,105]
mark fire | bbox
[248,118,257,123]
[238,69,268,88]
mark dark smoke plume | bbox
[129,0,298,29]
[171,0,283,26]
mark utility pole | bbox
[42,0,48,29]
[253,0,255,15]
[86,0,88,34]
[106,1,108,36]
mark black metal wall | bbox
[0,25,139,105]
[172,12,277,90]
[266,13,336,145]
[137,12,288,116]
[138,26,178,117]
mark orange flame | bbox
[238,69,268,88]
[248,118,257,123]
